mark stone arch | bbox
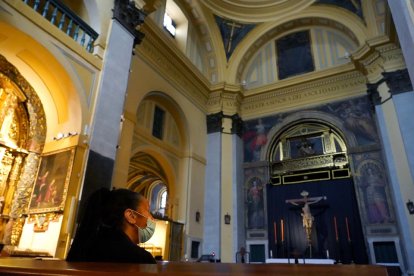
[0,22,88,143]
[139,91,190,152]
[228,6,369,83]
[0,55,46,152]
[128,147,177,219]
[261,110,358,161]
[129,90,191,220]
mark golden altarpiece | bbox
[0,55,47,249]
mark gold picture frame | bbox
[28,147,75,214]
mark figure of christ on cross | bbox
[225,21,242,55]
[285,191,327,244]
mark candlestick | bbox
[274,221,277,244]
[281,219,284,242]
[334,216,338,241]
[345,217,351,242]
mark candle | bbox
[334,216,338,241]
[281,219,284,242]
[345,217,351,241]
[274,221,277,244]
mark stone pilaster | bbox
[80,0,147,218]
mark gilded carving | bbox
[0,151,13,197]
[2,154,23,216]
[27,213,61,232]
[3,153,40,245]
[0,55,46,153]
[272,153,348,175]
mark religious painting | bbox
[288,135,324,159]
[322,97,378,145]
[243,118,275,162]
[246,177,265,229]
[357,160,393,224]
[276,30,314,80]
[28,148,75,214]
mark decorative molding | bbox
[137,20,210,112]
[113,0,146,46]
[241,70,366,119]
[207,83,243,115]
[383,69,413,95]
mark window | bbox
[152,106,165,139]
[163,13,176,37]
[160,190,167,209]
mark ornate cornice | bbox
[207,82,243,115]
[137,20,210,112]
[241,70,366,119]
[382,69,413,95]
[113,0,146,46]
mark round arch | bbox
[127,147,177,218]
[140,91,190,151]
[0,21,88,144]
[227,5,369,83]
[261,110,358,161]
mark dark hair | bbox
[102,189,145,228]
[67,188,145,261]
[79,188,144,231]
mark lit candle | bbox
[334,216,338,241]
[281,219,284,242]
[345,217,351,242]
[274,221,277,244]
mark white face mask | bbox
[130,210,156,243]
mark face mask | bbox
[138,218,156,243]
[130,210,156,243]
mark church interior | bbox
[0,0,414,274]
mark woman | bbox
[67,188,156,263]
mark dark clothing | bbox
[67,226,156,264]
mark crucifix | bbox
[285,190,327,258]
[225,21,243,54]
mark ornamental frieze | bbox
[242,71,366,117]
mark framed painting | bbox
[28,147,75,214]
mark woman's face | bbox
[134,199,152,228]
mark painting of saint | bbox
[29,148,75,213]
[247,178,264,229]
[361,163,392,224]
